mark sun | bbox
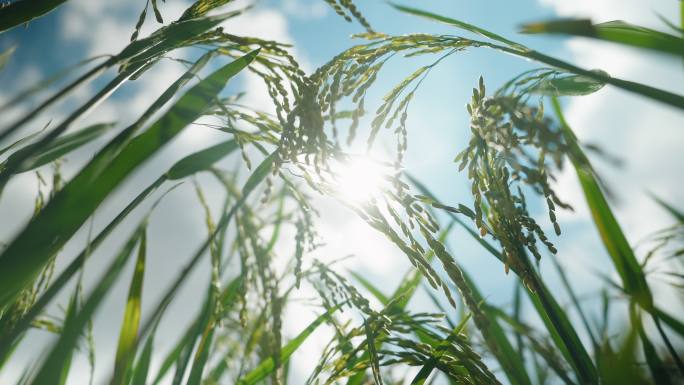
[331,155,388,204]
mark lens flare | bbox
[332,156,387,204]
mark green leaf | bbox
[242,151,276,196]
[552,97,653,312]
[529,70,608,96]
[148,271,243,385]
[185,324,215,385]
[350,271,389,305]
[112,230,148,385]
[390,2,525,49]
[180,0,235,21]
[237,305,340,385]
[521,18,684,57]
[0,50,258,310]
[130,331,155,385]
[139,154,274,385]
[391,3,684,110]
[632,307,672,385]
[0,122,48,158]
[5,122,115,173]
[0,178,169,362]
[656,307,684,338]
[0,0,68,33]
[29,223,146,385]
[549,257,599,349]
[461,272,533,385]
[0,63,143,180]
[0,11,233,146]
[528,276,598,384]
[166,139,238,180]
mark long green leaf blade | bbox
[29,224,146,385]
[551,97,653,311]
[0,50,258,309]
[166,139,238,180]
[521,19,684,57]
[5,122,115,173]
[0,0,68,32]
[237,305,340,385]
[112,230,148,385]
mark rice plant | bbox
[0,1,683,384]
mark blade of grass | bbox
[485,305,577,385]
[0,122,48,158]
[631,305,673,385]
[0,50,258,309]
[656,307,684,338]
[0,56,106,113]
[391,3,684,111]
[520,19,684,57]
[528,71,608,96]
[185,326,214,385]
[551,97,653,311]
[389,3,523,49]
[350,272,389,305]
[237,304,342,385]
[4,122,115,174]
[184,275,244,385]
[130,327,156,385]
[0,178,171,363]
[512,282,524,360]
[549,257,599,349]
[0,63,230,357]
[0,0,68,32]
[0,63,145,185]
[119,152,277,385]
[29,222,146,385]
[460,269,534,385]
[166,139,238,180]
[650,193,684,223]
[112,229,148,385]
[0,11,233,145]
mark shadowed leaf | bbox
[0,0,68,33]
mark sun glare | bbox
[332,156,388,204]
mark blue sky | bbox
[1,0,683,383]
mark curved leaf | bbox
[166,139,238,180]
[521,18,684,57]
[5,122,115,173]
[529,71,608,96]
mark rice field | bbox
[0,1,683,384]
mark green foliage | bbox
[0,0,68,33]
[520,19,684,57]
[1,1,683,385]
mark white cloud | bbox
[538,0,678,27]
[282,0,328,20]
